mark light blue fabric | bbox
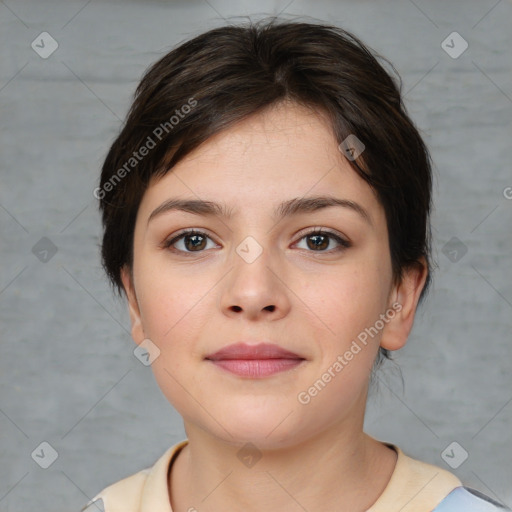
[433,486,510,511]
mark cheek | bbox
[133,264,214,412]
[136,256,214,341]
[305,264,389,338]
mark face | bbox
[122,101,426,449]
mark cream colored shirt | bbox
[83,438,464,512]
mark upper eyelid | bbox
[170,228,218,243]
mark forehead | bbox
[138,102,383,225]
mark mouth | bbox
[205,342,306,378]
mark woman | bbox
[84,17,508,512]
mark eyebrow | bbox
[147,195,372,226]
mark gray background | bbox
[1,0,511,510]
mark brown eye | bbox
[295,230,351,253]
[182,233,207,251]
[163,230,216,254]
[307,233,329,250]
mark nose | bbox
[220,240,291,322]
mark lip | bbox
[205,342,305,378]
[205,342,303,360]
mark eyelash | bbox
[162,228,351,256]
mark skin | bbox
[121,100,428,512]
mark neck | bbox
[169,420,397,512]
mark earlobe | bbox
[380,259,428,351]
[120,265,145,345]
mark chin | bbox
[214,405,306,447]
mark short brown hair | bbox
[98,17,433,365]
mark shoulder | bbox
[369,439,506,512]
[80,467,150,512]
[81,440,188,512]
[387,444,509,512]
[371,442,462,510]
[432,486,510,511]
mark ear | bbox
[120,265,145,346]
[380,258,428,351]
